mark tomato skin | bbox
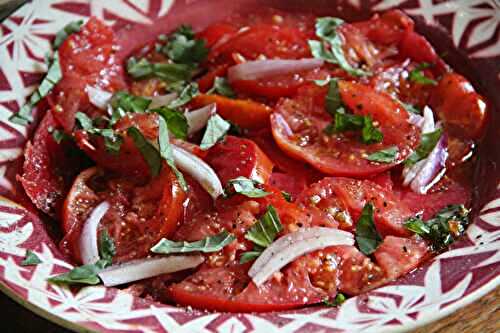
[354,10,414,45]
[197,22,239,48]
[196,64,230,92]
[205,136,274,185]
[429,73,488,140]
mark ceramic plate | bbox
[0,0,498,332]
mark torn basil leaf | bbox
[75,112,123,153]
[355,203,382,255]
[126,57,193,83]
[111,91,151,114]
[239,247,265,264]
[409,63,437,85]
[226,177,270,198]
[168,82,199,109]
[361,116,383,144]
[154,107,188,140]
[98,230,116,264]
[127,126,162,177]
[151,230,235,254]
[405,128,443,166]
[200,114,231,150]
[48,260,108,285]
[245,205,283,248]
[162,25,209,65]
[158,116,187,191]
[365,146,399,163]
[53,20,83,49]
[323,293,346,307]
[281,191,292,202]
[50,128,71,144]
[325,108,383,144]
[207,77,236,98]
[21,250,43,266]
[325,78,342,115]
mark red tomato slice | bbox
[61,166,186,263]
[197,22,239,49]
[20,112,90,218]
[196,64,230,93]
[271,82,419,177]
[352,10,414,46]
[297,177,413,237]
[204,136,274,185]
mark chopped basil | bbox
[50,128,71,144]
[127,126,162,177]
[151,230,235,254]
[355,203,382,255]
[158,116,187,190]
[240,205,283,263]
[162,25,209,65]
[325,78,342,115]
[126,57,193,83]
[402,102,421,115]
[200,114,231,150]
[365,146,399,163]
[227,120,243,136]
[281,191,292,202]
[111,91,151,114]
[409,63,437,85]
[323,293,346,307]
[207,77,236,98]
[75,112,123,153]
[404,205,469,251]
[405,128,443,166]
[168,82,199,109]
[325,108,383,144]
[153,107,188,140]
[226,176,270,198]
[21,250,43,266]
[310,17,370,77]
[53,20,83,49]
[98,230,116,263]
[361,115,383,144]
[10,53,62,125]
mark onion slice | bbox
[149,93,178,109]
[98,255,204,287]
[172,145,224,199]
[185,103,216,135]
[87,86,112,110]
[79,201,110,265]
[248,227,354,286]
[228,58,324,82]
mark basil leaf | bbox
[168,82,199,109]
[325,108,383,144]
[158,116,187,191]
[21,250,42,266]
[53,20,83,49]
[75,112,123,153]
[281,191,292,202]
[207,77,236,98]
[325,78,342,115]
[51,129,71,144]
[151,230,235,254]
[226,176,270,198]
[162,25,209,65]
[361,116,383,144]
[404,205,469,251]
[405,128,443,166]
[10,53,62,125]
[245,205,283,248]
[365,146,399,163]
[227,120,243,136]
[48,260,108,285]
[200,114,231,150]
[126,57,193,83]
[98,230,116,264]
[111,91,151,114]
[239,249,264,264]
[154,107,188,140]
[127,126,162,177]
[310,17,370,77]
[402,102,421,115]
[409,63,437,85]
[323,293,346,307]
[355,203,382,255]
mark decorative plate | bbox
[0,0,499,332]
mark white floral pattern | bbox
[0,1,498,332]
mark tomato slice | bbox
[204,136,274,185]
[197,22,239,49]
[61,166,186,263]
[20,112,90,218]
[271,82,419,177]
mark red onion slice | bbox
[149,93,177,109]
[248,227,354,286]
[98,255,204,287]
[228,58,324,82]
[185,104,216,136]
[86,86,112,110]
[421,106,435,133]
[79,201,110,265]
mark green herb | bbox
[98,230,116,263]
[207,77,236,98]
[126,57,193,83]
[365,146,399,163]
[226,177,270,198]
[409,63,437,85]
[158,116,188,190]
[162,25,209,65]
[151,230,235,254]
[53,20,83,49]
[404,205,469,251]
[200,114,231,150]
[309,17,370,77]
[323,293,346,307]
[10,53,62,125]
[127,126,162,177]
[281,191,292,202]
[21,250,43,266]
[325,108,383,144]
[227,120,243,136]
[153,107,188,140]
[405,128,443,166]
[168,82,199,109]
[361,115,383,144]
[51,129,71,144]
[75,112,123,153]
[355,203,382,255]
[111,91,151,113]
[325,78,342,115]
[240,205,283,263]
[402,102,421,115]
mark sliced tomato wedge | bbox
[271,82,419,177]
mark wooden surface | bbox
[1,287,498,332]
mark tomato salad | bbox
[12,10,488,312]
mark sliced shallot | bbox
[87,86,112,110]
[248,227,354,286]
[79,201,110,265]
[185,103,216,135]
[149,93,178,109]
[228,58,324,82]
[98,254,204,287]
